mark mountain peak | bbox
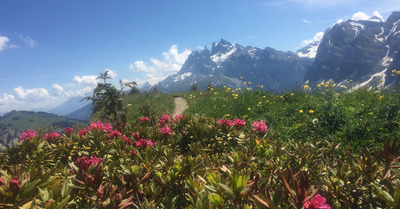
[212,39,235,54]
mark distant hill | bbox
[0,110,87,133]
[66,103,92,121]
[48,96,91,116]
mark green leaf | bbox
[372,183,395,207]
[20,179,41,197]
[219,183,233,195]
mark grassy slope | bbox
[0,111,87,132]
[180,87,400,148]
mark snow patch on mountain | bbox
[211,47,237,64]
[351,69,387,91]
[173,72,192,82]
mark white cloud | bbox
[372,11,383,21]
[21,36,37,48]
[301,32,324,46]
[52,84,64,96]
[73,75,98,86]
[105,69,117,79]
[13,86,50,102]
[129,45,191,85]
[337,19,344,24]
[303,19,312,24]
[0,93,16,106]
[64,87,93,98]
[351,12,370,21]
[0,36,9,51]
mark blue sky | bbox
[1,0,399,113]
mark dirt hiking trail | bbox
[172,97,187,117]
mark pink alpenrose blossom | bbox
[9,176,21,195]
[303,194,331,209]
[160,114,171,123]
[174,114,183,123]
[44,132,60,141]
[140,117,149,123]
[108,130,121,139]
[88,121,113,132]
[218,119,234,127]
[19,129,37,142]
[253,120,268,133]
[64,127,74,134]
[76,156,102,172]
[160,126,173,136]
[234,119,246,128]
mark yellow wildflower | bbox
[258,102,262,105]
[309,110,314,114]
[392,69,397,73]
[248,108,251,110]
[299,110,304,114]
[225,114,230,117]
[397,71,400,75]
[304,85,309,89]
[240,76,243,79]
[291,93,294,96]
[317,84,321,88]
[380,96,384,100]
[263,95,266,98]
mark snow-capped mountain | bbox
[156,39,313,92]
[297,41,320,58]
[304,11,400,89]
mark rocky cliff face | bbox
[0,127,19,147]
[305,12,400,89]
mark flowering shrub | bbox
[253,120,267,133]
[44,132,60,141]
[160,125,173,136]
[303,194,331,209]
[75,156,102,172]
[19,129,37,142]
[88,121,113,132]
[1,95,400,208]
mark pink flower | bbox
[140,117,149,123]
[130,151,137,158]
[0,178,5,187]
[108,130,121,139]
[78,129,89,137]
[9,177,21,195]
[19,129,37,142]
[44,132,60,141]
[161,114,170,123]
[174,114,183,123]
[233,119,246,128]
[253,120,268,133]
[160,126,173,136]
[218,119,234,127]
[64,127,74,134]
[88,121,113,132]
[76,156,102,172]
[303,194,331,209]
[132,133,141,140]
[135,139,156,148]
